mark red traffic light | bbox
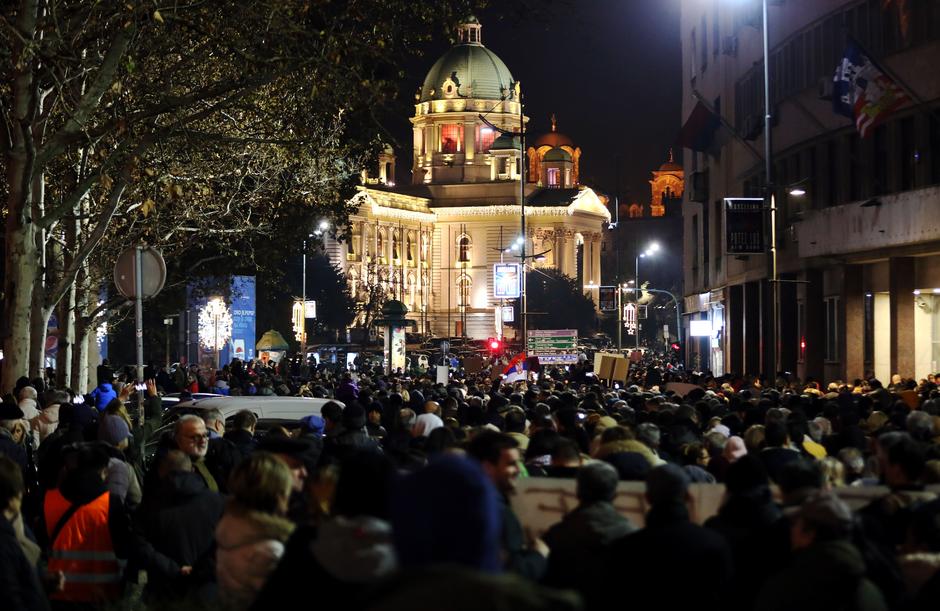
[670,343,681,351]
[487,338,502,351]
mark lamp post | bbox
[761,0,779,385]
[301,221,328,362]
[634,242,660,351]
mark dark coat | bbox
[205,435,241,492]
[0,515,48,611]
[133,471,225,603]
[543,501,635,603]
[323,428,383,464]
[755,540,888,611]
[758,447,802,483]
[704,491,790,611]
[498,493,547,581]
[603,503,733,610]
[223,429,257,462]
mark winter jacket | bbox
[250,516,397,611]
[497,493,547,581]
[0,514,48,611]
[755,540,888,611]
[215,502,294,611]
[543,501,635,599]
[90,383,117,412]
[603,503,733,611]
[30,404,60,443]
[134,471,224,603]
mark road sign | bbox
[526,329,578,351]
[113,246,166,299]
[536,354,579,365]
[725,197,765,254]
[494,263,521,298]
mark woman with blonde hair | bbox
[216,452,295,610]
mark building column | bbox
[728,284,744,375]
[890,257,915,378]
[464,121,475,162]
[803,269,825,381]
[843,265,864,382]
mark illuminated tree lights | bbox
[198,298,233,350]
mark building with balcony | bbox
[323,18,610,339]
[679,0,940,381]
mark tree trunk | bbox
[73,316,90,394]
[56,289,74,389]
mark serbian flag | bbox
[833,40,910,138]
[502,352,527,382]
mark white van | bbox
[162,395,342,425]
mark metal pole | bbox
[519,89,527,355]
[635,255,640,352]
[134,245,145,424]
[165,319,171,368]
[762,0,778,383]
[214,315,220,371]
[301,239,307,361]
[617,286,622,350]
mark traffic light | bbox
[487,338,503,353]
[670,343,681,352]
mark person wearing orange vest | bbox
[43,443,132,608]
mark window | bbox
[629,204,644,218]
[457,234,471,263]
[899,116,916,191]
[441,124,463,154]
[377,229,386,261]
[825,296,840,362]
[547,167,560,186]
[456,274,471,309]
[873,125,888,195]
[406,232,415,264]
[392,230,401,262]
[476,126,496,152]
[364,225,373,258]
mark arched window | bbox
[377,229,386,260]
[628,204,644,218]
[456,273,472,309]
[457,234,471,264]
[406,232,415,264]
[392,230,401,262]
[364,225,373,258]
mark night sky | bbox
[388,0,683,206]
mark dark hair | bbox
[333,452,396,519]
[577,462,619,504]
[886,434,927,482]
[777,458,824,495]
[466,431,518,465]
[232,409,258,431]
[601,425,635,444]
[551,438,581,464]
[321,401,344,423]
[504,408,526,434]
[0,455,24,508]
[764,421,788,448]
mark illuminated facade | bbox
[324,19,610,339]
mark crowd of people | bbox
[1,350,939,610]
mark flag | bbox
[833,40,910,138]
[675,101,722,152]
[502,352,528,382]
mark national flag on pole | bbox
[832,40,910,138]
[502,352,528,382]
[675,101,722,152]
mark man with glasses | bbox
[173,415,218,492]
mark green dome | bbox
[543,147,572,162]
[420,44,514,102]
[489,133,520,151]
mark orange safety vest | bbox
[44,489,123,603]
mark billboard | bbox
[494,263,521,299]
[186,275,256,367]
[598,286,617,312]
[690,320,712,337]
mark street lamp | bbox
[635,243,659,351]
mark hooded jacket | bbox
[755,539,888,611]
[90,383,117,412]
[30,403,60,443]
[215,502,295,611]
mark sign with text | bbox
[304,300,317,319]
[598,286,617,311]
[526,329,578,352]
[536,354,579,365]
[725,197,765,254]
[493,263,521,298]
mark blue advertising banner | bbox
[185,275,256,368]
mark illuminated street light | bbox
[199,297,232,369]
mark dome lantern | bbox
[457,16,482,45]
